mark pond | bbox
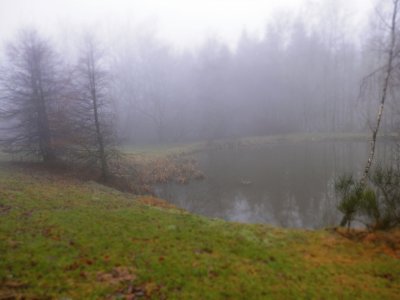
[154,139,397,229]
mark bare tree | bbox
[0,29,63,162]
[73,34,116,181]
[362,0,399,183]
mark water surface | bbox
[155,140,396,228]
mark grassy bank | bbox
[121,132,398,157]
[1,165,400,299]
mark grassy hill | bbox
[0,163,400,299]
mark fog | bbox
[0,0,372,49]
[1,0,396,145]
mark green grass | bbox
[1,166,399,299]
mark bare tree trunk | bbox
[37,75,56,162]
[362,0,399,184]
[29,45,56,162]
[73,34,116,181]
[88,49,109,181]
[91,86,108,180]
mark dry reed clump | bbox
[138,157,204,184]
[115,155,205,194]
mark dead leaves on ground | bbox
[0,204,11,215]
[334,228,400,258]
[97,267,165,300]
[97,267,136,285]
[107,281,164,300]
[98,267,144,300]
[0,280,29,300]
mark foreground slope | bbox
[0,166,399,299]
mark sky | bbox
[0,0,374,50]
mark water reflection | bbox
[225,193,274,223]
[155,140,396,228]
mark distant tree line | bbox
[111,13,400,144]
[1,1,400,155]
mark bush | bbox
[335,167,400,230]
[370,167,400,229]
[335,175,368,229]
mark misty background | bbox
[0,0,395,145]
